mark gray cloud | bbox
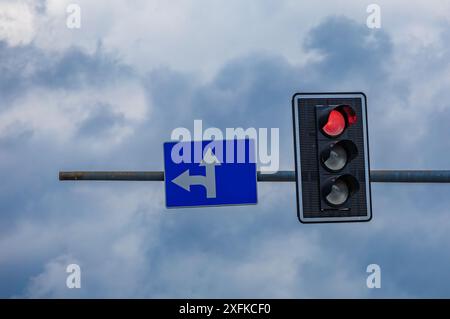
[304,16,393,80]
[77,103,126,138]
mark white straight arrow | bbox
[172,148,221,198]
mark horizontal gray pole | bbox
[370,170,450,183]
[59,171,165,181]
[59,170,450,183]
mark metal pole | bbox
[59,170,450,183]
[59,171,165,181]
[370,170,450,183]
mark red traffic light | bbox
[321,105,357,138]
[292,92,372,223]
[322,110,346,137]
[341,105,357,125]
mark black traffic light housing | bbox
[292,92,372,223]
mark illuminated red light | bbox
[342,106,357,125]
[322,110,346,137]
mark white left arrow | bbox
[172,148,221,198]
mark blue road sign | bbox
[164,139,258,208]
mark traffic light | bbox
[292,92,372,223]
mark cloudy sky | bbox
[1,0,450,298]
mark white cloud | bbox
[4,0,450,78]
[0,80,149,149]
[0,1,35,46]
[2,183,164,297]
[24,255,81,298]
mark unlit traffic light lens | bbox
[323,174,360,207]
[322,144,347,171]
[322,110,346,137]
[325,179,349,206]
[321,140,358,172]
